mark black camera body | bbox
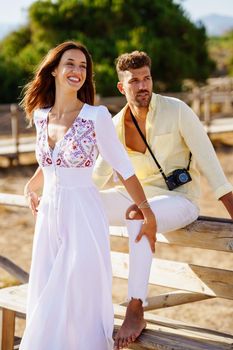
[165,168,192,191]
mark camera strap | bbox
[129,109,192,178]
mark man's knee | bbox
[125,204,144,220]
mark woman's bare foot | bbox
[114,298,146,349]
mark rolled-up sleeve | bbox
[179,101,233,199]
[94,106,135,182]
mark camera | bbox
[165,168,192,191]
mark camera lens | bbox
[178,173,188,183]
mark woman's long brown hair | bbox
[21,41,95,121]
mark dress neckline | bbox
[46,103,86,151]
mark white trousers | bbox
[99,189,199,306]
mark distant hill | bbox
[198,14,233,37]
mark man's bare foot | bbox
[114,298,146,349]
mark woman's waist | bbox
[42,166,94,189]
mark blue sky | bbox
[0,0,33,24]
[1,0,233,25]
[176,0,233,20]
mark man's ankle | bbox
[127,298,144,313]
[129,298,143,305]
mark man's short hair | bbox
[115,51,151,80]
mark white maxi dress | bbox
[19,104,135,350]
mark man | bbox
[93,51,233,349]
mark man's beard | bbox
[135,90,152,107]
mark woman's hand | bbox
[23,167,44,216]
[25,190,40,216]
[118,174,157,251]
[136,209,157,253]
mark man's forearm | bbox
[219,192,233,220]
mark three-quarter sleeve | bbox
[94,106,135,181]
[179,101,233,199]
[93,154,114,189]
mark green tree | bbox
[0,0,214,103]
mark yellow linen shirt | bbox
[93,93,232,206]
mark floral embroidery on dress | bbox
[35,111,97,168]
[35,118,53,167]
[56,118,96,167]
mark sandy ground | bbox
[0,146,233,340]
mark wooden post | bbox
[191,87,201,116]
[0,309,2,350]
[10,104,19,166]
[1,309,15,350]
[203,92,211,128]
[222,92,233,115]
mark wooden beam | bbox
[210,132,233,146]
[0,284,231,350]
[112,252,233,299]
[120,290,212,311]
[0,143,35,156]
[0,193,232,252]
[0,310,2,350]
[1,309,15,350]
[0,257,29,283]
[110,215,233,252]
[0,284,27,314]
[0,194,27,208]
[0,286,211,316]
[156,216,233,252]
[114,305,233,350]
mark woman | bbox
[20,41,156,350]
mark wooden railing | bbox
[0,193,233,349]
[0,91,233,166]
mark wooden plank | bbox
[0,144,35,156]
[0,309,2,350]
[210,132,233,146]
[155,216,233,252]
[0,284,27,314]
[110,216,233,252]
[0,284,231,350]
[113,326,233,350]
[0,135,35,160]
[1,309,15,350]
[0,257,29,283]
[112,252,233,299]
[1,193,232,252]
[204,118,233,134]
[0,194,27,208]
[120,290,212,311]
[0,136,35,147]
[114,305,233,350]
